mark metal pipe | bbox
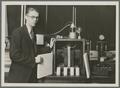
[21,5,24,26]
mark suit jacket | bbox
[7,25,37,83]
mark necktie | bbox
[30,30,34,40]
[30,30,37,56]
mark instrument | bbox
[56,67,80,77]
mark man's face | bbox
[26,10,39,27]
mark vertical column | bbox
[74,7,76,27]
[21,5,26,27]
[21,5,24,27]
[5,5,10,50]
[67,45,71,67]
[81,39,86,75]
[23,5,26,25]
[72,6,74,24]
[46,5,48,24]
[5,6,8,37]
[53,41,56,75]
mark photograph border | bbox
[1,1,119,87]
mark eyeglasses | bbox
[27,15,39,19]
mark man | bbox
[7,7,40,83]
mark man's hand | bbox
[50,38,56,48]
[35,56,44,64]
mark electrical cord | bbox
[49,21,72,36]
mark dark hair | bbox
[26,7,39,15]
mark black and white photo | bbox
[1,1,119,87]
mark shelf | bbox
[55,38,85,42]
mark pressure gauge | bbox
[99,34,105,40]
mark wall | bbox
[7,5,116,50]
